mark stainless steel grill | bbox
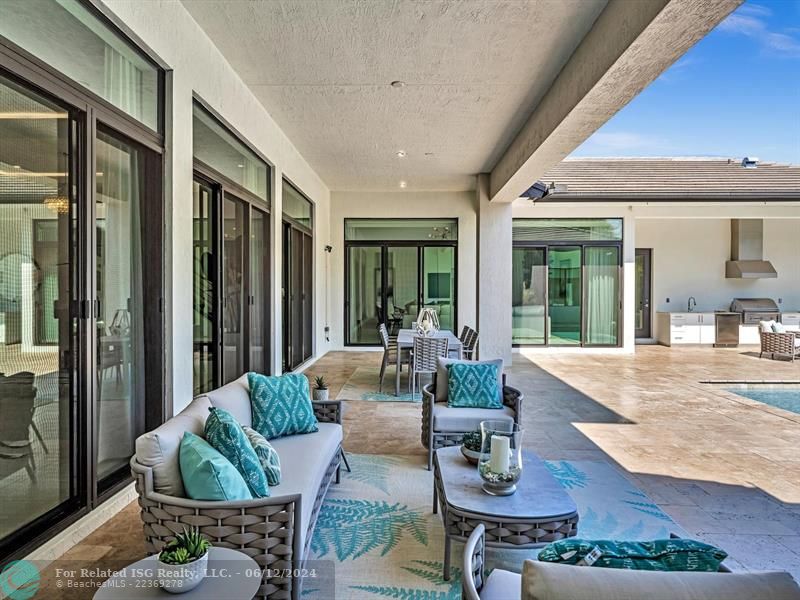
[730,298,780,325]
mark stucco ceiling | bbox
[181,0,608,192]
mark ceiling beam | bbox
[489,0,742,203]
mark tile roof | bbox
[536,157,800,200]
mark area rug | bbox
[335,367,421,403]
[304,454,686,599]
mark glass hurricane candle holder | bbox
[478,420,523,496]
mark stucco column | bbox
[270,169,284,374]
[476,174,513,364]
[623,214,636,352]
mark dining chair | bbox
[459,325,479,360]
[378,323,406,392]
[410,336,449,399]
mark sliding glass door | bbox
[0,73,78,545]
[512,219,622,347]
[345,241,458,345]
[282,181,313,371]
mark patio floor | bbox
[45,345,800,595]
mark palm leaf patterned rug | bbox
[304,453,685,599]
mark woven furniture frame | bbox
[378,323,407,392]
[421,376,523,470]
[462,523,486,600]
[433,451,578,580]
[131,400,343,600]
[410,336,449,397]
[458,326,479,360]
[760,331,800,361]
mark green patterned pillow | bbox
[204,407,270,498]
[248,372,319,440]
[446,362,502,408]
[242,425,281,486]
[537,538,728,572]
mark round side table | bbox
[93,547,261,599]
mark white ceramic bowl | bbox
[460,445,482,465]
[156,551,208,594]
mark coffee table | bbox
[433,446,579,580]
[93,547,261,599]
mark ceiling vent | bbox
[741,156,759,168]
[725,219,777,279]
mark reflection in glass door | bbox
[192,179,216,394]
[548,247,582,345]
[95,127,148,486]
[0,73,76,542]
[635,248,652,339]
[512,247,546,345]
[388,247,419,334]
[347,246,382,344]
[222,195,246,384]
[422,247,455,333]
[250,208,269,374]
[584,246,620,345]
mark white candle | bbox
[489,435,510,474]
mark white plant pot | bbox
[313,388,329,402]
[157,551,208,594]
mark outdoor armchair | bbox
[760,330,800,361]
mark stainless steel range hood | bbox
[725,219,777,279]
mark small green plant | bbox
[158,528,211,565]
[462,429,482,452]
[314,375,328,390]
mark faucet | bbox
[688,297,696,312]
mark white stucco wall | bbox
[328,191,477,350]
[637,217,800,339]
[102,0,331,413]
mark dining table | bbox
[395,328,462,396]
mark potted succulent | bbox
[156,528,211,594]
[460,428,482,465]
[312,376,329,401]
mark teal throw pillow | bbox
[248,372,319,440]
[447,362,502,408]
[242,425,282,486]
[537,538,728,572]
[204,407,270,498]
[179,432,252,501]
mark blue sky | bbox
[571,0,800,164]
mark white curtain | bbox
[585,247,619,345]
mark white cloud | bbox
[717,3,800,58]
[572,132,674,155]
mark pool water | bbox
[726,384,800,415]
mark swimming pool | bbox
[726,384,800,415]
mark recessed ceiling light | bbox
[12,165,20,169]
[424,152,434,157]
[396,150,406,158]
[399,180,407,188]
[390,80,406,88]
[237,164,245,168]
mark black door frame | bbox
[344,239,459,346]
[512,240,623,348]
[0,34,165,561]
[192,162,272,390]
[635,248,653,339]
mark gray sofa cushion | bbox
[134,396,212,497]
[521,560,800,600]
[483,569,522,600]
[268,423,342,552]
[432,403,514,433]
[435,358,503,403]
[201,373,252,426]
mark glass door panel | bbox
[0,74,76,539]
[512,247,546,345]
[635,249,652,338]
[548,246,581,345]
[302,232,313,361]
[289,228,304,367]
[250,208,268,374]
[422,246,455,333]
[222,195,245,384]
[192,179,215,393]
[387,246,419,335]
[95,127,148,484]
[584,246,620,345]
[347,246,382,344]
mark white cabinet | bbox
[657,313,716,346]
[782,312,800,331]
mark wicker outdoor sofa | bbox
[130,374,343,599]
[421,368,523,470]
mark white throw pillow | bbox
[773,322,787,333]
[760,320,777,333]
